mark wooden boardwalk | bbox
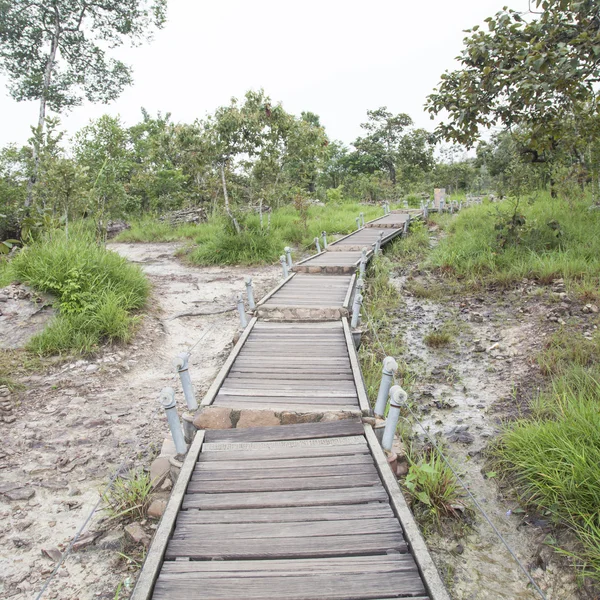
[132,209,450,600]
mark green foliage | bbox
[495,368,600,579]
[429,193,600,286]
[423,328,453,348]
[102,469,153,523]
[11,229,148,354]
[405,449,462,523]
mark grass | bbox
[537,328,600,377]
[429,193,600,290]
[424,328,453,348]
[495,367,600,579]
[8,229,149,355]
[102,468,153,522]
[118,202,388,266]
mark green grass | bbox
[424,328,453,348]
[385,221,431,263]
[8,229,149,355]
[495,367,600,579]
[429,193,600,289]
[118,202,388,266]
[102,469,153,522]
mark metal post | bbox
[355,217,361,231]
[359,247,368,278]
[284,246,293,268]
[374,357,399,417]
[360,212,365,227]
[382,385,407,452]
[374,231,384,254]
[424,205,429,220]
[280,255,289,278]
[173,352,198,411]
[237,293,248,328]
[321,231,327,249]
[459,201,463,211]
[403,215,410,235]
[245,276,256,311]
[314,236,321,253]
[355,276,364,296]
[440,199,445,212]
[159,388,187,455]
[351,293,363,329]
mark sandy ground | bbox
[0,243,278,599]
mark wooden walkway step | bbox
[366,214,410,228]
[329,227,403,250]
[135,420,445,600]
[292,250,367,273]
[201,319,369,414]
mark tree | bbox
[426,0,600,153]
[353,108,413,185]
[0,0,167,204]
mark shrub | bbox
[10,229,149,355]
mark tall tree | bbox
[0,0,167,205]
[426,0,600,152]
[353,108,413,185]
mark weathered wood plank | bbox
[172,517,402,540]
[203,419,363,443]
[192,463,378,480]
[178,504,394,524]
[342,316,371,414]
[153,571,425,600]
[187,473,381,493]
[195,454,374,470]
[165,531,407,560]
[182,486,389,509]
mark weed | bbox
[404,447,463,524]
[424,328,453,348]
[10,229,148,355]
[537,328,600,377]
[102,469,153,523]
[405,279,446,301]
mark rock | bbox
[192,407,232,430]
[583,304,599,314]
[85,364,99,373]
[72,531,100,551]
[280,412,319,425]
[147,499,167,519]
[150,457,171,487]
[124,522,151,548]
[42,547,62,562]
[160,478,172,491]
[0,484,35,501]
[96,527,125,551]
[105,220,130,239]
[470,312,484,323]
[236,410,280,428]
[473,341,486,353]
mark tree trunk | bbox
[26,16,61,208]
[220,163,240,233]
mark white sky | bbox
[0,0,526,148]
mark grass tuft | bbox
[102,469,153,523]
[9,229,149,355]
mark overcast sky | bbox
[0,0,526,148]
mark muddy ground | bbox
[0,243,278,599]
[390,227,599,600]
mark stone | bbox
[96,527,125,551]
[124,522,150,548]
[0,484,35,501]
[85,364,98,373]
[280,412,319,425]
[470,312,484,323]
[192,407,232,430]
[149,457,170,487]
[160,478,172,491]
[42,547,62,562]
[147,499,167,519]
[236,410,280,428]
[72,531,100,551]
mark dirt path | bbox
[0,243,278,599]
[390,232,584,600]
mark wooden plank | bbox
[227,371,354,379]
[172,517,402,540]
[342,316,371,415]
[129,431,205,600]
[202,434,366,452]
[187,473,381,493]
[203,419,363,443]
[343,273,356,309]
[153,571,425,600]
[217,389,357,398]
[365,425,451,600]
[192,463,378,480]
[256,272,296,307]
[165,531,407,559]
[160,554,417,574]
[182,486,389,509]
[195,454,374,470]
[178,504,394,524]
[200,317,258,407]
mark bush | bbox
[10,229,149,355]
